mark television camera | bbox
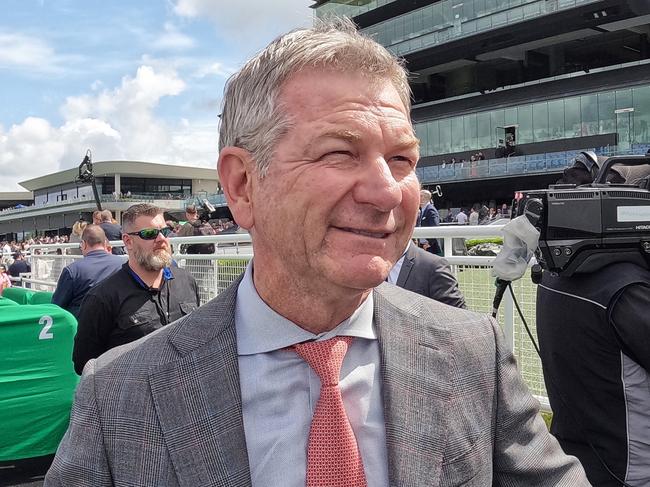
[193,198,233,224]
[513,153,650,276]
[76,149,103,211]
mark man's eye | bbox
[390,155,415,165]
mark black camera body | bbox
[514,155,650,276]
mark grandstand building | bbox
[0,161,218,241]
[313,0,650,207]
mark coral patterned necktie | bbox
[291,336,368,487]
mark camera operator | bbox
[536,160,650,486]
[177,204,216,254]
[177,204,217,303]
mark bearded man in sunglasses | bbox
[72,203,200,375]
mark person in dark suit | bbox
[389,241,465,308]
[51,225,125,318]
[418,189,442,255]
[98,209,126,255]
[46,19,588,487]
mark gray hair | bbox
[218,17,411,177]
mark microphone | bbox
[490,208,541,318]
[491,278,510,318]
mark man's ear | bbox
[218,147,255,229]
[121,233,132,253]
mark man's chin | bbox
[331,257,393,289]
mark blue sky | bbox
[0,0,312,191]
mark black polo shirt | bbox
[73,262,200,374]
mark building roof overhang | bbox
[19,161,218,191]
[0,191,33,201]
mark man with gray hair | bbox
[70,203,199,375]
[51,225,125,318]
[46,19,588,486]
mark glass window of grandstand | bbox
[415,84,650,158]
[360,0,589,56]
[314,0,397,20]
[100,177,192,198]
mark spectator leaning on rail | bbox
[536,157,650,486]
[71,203,199,375]
[51,225,125,319]
[98,209,126,255]
[46,19,588,486]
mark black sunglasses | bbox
[126,227,173,240]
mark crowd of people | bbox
[442,202,510,225]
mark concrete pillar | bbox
[115,210,122,224]
[114,173,121,196]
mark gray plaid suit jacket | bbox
[45,277,589,486]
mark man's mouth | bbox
[338,227,391,239]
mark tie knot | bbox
[293,336,353,386]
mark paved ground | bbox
[0,455,52,487]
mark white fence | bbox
[20,225,548,407]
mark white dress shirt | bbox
[235,262,390,487]
[387,244,410,285]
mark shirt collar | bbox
[127,265,174,290]
[235,260,376,356]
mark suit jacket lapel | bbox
[149,277,252,487]
[374,285,452,486]
[396,243,416,288]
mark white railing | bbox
[21,225,548,408]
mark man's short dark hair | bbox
[81,225,108,247]
[12,252,22,259]
[122,204,163,232]
[185,205,197,215]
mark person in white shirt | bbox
[469,208,479,225]
[455,209,468,225]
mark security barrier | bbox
[24,226,548,405]
[0,296,19,307]
[29,291,54,305]
[3,287,35,305]
[0,304,79,461]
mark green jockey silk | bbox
[0,304,78,461]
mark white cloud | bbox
[173,0,313,48]
[191,61,230,79]
[154,22,196,51]
[0,64,218,191]
[0,117,65,189]
[0,33,60,72]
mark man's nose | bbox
[354,157,402,211]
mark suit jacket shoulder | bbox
[373,284,588,486]
[396,243,466,308]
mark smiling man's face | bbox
[245,69,420,295]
